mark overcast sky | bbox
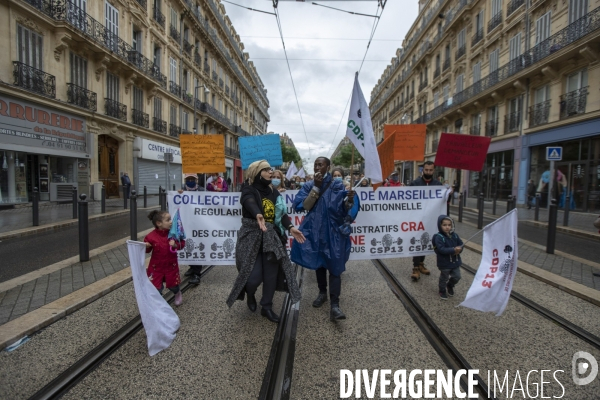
[224,0,419,172]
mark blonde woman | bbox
[272,169,286,192]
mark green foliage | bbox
[331,144,363,168]
[281,143,302,167]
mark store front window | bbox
[469,150,514,200]
[0,151,29,204]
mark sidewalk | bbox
[0,196,160,235]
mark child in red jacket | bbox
[144,210,186,306]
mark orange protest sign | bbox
[374,134,396,190]
[384,124,426,161]
[180,134,225,173]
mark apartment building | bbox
[0,0,269,203]
[369,0,599,211]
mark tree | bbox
[332,144,363,168]
[281,143,302,167]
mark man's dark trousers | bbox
[316,267,341,305]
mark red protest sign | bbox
[374,134,396,190]
[434,133,491,171]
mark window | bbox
[105,1,119,52]
[434,91,439,108]
[569,0,588,23]
[106,72,119,101]
[443,85,449,102]
[182,111,188,131]
[473,62,481,83]
[17,25,43,69]
[491,0,502,17]
[509,33,521,61]
[456,74,464,93]
[488,105,498,121]
[509,96,521,114]
[182,69,188,91]
[534,85,549,104]
[70,53,87,88]
[458,29,466,49]
[153,46,161,71]
[133,86,143,111]
[475,9,485,31]
[132,28,142,52]
[170,105,177,125]
[535,12,551,44]
[489,48,499,72]
[566,69,588,92]
[170,7,178,29]
[169,57,177,82]
[154,97,162,119]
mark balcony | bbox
[488,12,502,33]
[153,117,167,133]
[153,7,165,28]
[504,111,521,134]
[105,98,127,121]
[529,100,551,127]
[183,92,193,105]
[418,79,428,92]
[183,39,193,55]
[507,0,524,17]
[455,44,466,60]
[200,102,234,131]
[409,91,415,100]
[132,109,149,128]
[169,25,180,42]
[66,83,97,111]
[485,119,499,137]
[469,125,481,136]
[226,146,240,158]
[13,61,55,98]
[169,124,181,137]
[134,0,146,9]
[235,126,250,136]
[443,58,450,72]
[169,81,181,97]
[434,67,441,79]
[194,52,201,67]
[559,87,588,119]
[471,28,484,47]
[212,71,218,82]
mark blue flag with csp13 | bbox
[345,73,383,184]
[239,134,283,170]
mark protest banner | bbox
[459,209,518,316]
[384,125,426,162]
[376,134,396,189]
[180,134,225,173]
[167,187,449,265]
[434,133,491,171]
[239,134,283,170]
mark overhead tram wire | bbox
[326,2,385,157]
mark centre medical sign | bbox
[0,94,90,158]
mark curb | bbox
[464,241,600,307]
[0,265,139,350]
[0,206,159,241]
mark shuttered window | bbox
[534,86,549,104]
[70,53,87,88]
[509,33,521,61]
[106,72,119,101]
[491,0,502,17]
[443,85,449,102]
[489,48,499,72]
[569,0,588,23]
[105,1,119,52]
[17,25,43,69]
[433,91,439,108]
[475,9,485,31]
[473,63,481,83]
[536,12,551,44]
[154,97,162,119]
[133,86,143,111]
[169,57,177,82]
[458,29,466,48]
[170,105,177,125]
[456,74,464,93]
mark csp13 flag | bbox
[459,209,518,316]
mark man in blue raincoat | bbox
[291,157,360,322]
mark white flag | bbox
[286,161,298,180]
[127,240,180,356]
[345,74,383,184]
[297,167,306,178]
[459,209,518,316]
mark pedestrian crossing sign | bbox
[546,146,562,161]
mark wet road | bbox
[0,211,155,283]
[459,209,600,263]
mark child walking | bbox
[144,210,186,306]
[432,215,463,300]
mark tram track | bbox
[373,259,496,400]
[461,263,600,351]
[27,266,215,400]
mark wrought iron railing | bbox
[507,0,524,17]
[434,67,440,79]
[13,61,56,98]
[183,92,193,105]
[153,117,167,133]
[183,39,193,55]
[153,6,165,28]
[226,146,240,158]
[200,102,234,131]
[485,119,498,136]
[409,91,415,100]
[559,86,588,119]
[419,79,428,92]
[194,52,201,66]
[134,0,146,9]
[235,126,250,136]
[105,98,127,121]
[67,83,96,111]
[456,44,466,60]
[419,7,600,125]
[132,109,149,128]
[471,28,484,47]
[488,12,502,33]
[504,111,520,133]
[169,124,181,137]
[443,58,450,71]
[529,100,551,127]
[170,25,180,42]
[169,81,181,97]
[469,125,480,136]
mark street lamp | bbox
[193,84,210,134]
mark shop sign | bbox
[138,138,182,163]
[225,158,234,168]
[0,94,89,157]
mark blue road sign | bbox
[546,146,562,161]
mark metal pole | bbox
[492,192,497,215]
[161,188,167,211]
[506,195,512,214]
[463,190,468,206]
[130,190,138,241]
[458,192,463,223]
[78,194,89,262]
[143,186,147,208]
[477,192,484,229]
[563,193,570,227]
[546,199,558,254]
[32,187,39,227]
[159,185,163,209]
[101,186,106,213]
[534,194,540,221]
[173,183,176,191]
[123,185,127,209]
[72,186,78,219]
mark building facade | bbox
[369,0,599,211]
[0,0,269,203]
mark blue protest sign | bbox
[239,134,283,169]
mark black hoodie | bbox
[431,215,464,269]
